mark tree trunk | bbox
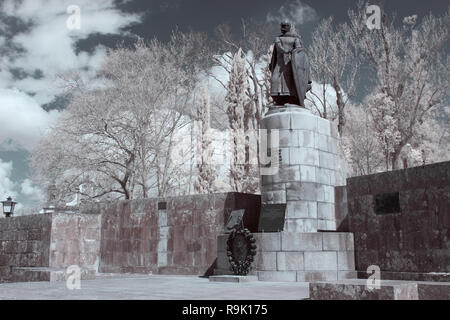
[392,154,398,170]
[333,77,345,135]
[402,157,408,169]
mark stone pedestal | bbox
[260,105,346,232]
[215,232,356,282]
[213,105,354,282]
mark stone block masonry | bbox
[0,213,101,283]
[260,106,347,232]
[215,231,356,282]
[96,192,260,275]
[50,213,101,270]
[1,192,261,282]
[0,215,52,282]
[341,161,450,280]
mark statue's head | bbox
[280,21,292,34]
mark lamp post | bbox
[2,196,17,218]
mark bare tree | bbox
[341,104,385,176]
[32,34,204,202]
[348,3,449,169]
[307,17,360,135]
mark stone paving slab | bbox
[0,275,309,300]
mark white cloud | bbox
[20,178,44,202]
[0,159,17,199]
[0,0,142,152]
[0,0,141,105]
[267,0,318,25]
[0,159,45,210]
[0,0,143,209]
[0,88,59,151]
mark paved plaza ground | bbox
[0,275,310,300]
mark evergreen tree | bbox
[226,49,249,192]
[194,87,216,193]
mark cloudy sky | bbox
[0,0,448,209]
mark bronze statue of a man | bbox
[269,22,312,107]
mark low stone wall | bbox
[0,214,52,282]
[96,192,260,275]
[309,279,420,300]
[344,161,450,277]
[309,279,450,300]
[0,213,101,282]
[49,213,101,270]
[0,192,260,282]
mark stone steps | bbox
[3,267,97,283]
[213,269,357,283]
[257,270,357,282]
[309,279,450,300]
[354,270,450,282]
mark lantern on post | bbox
[2,196,17,218]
